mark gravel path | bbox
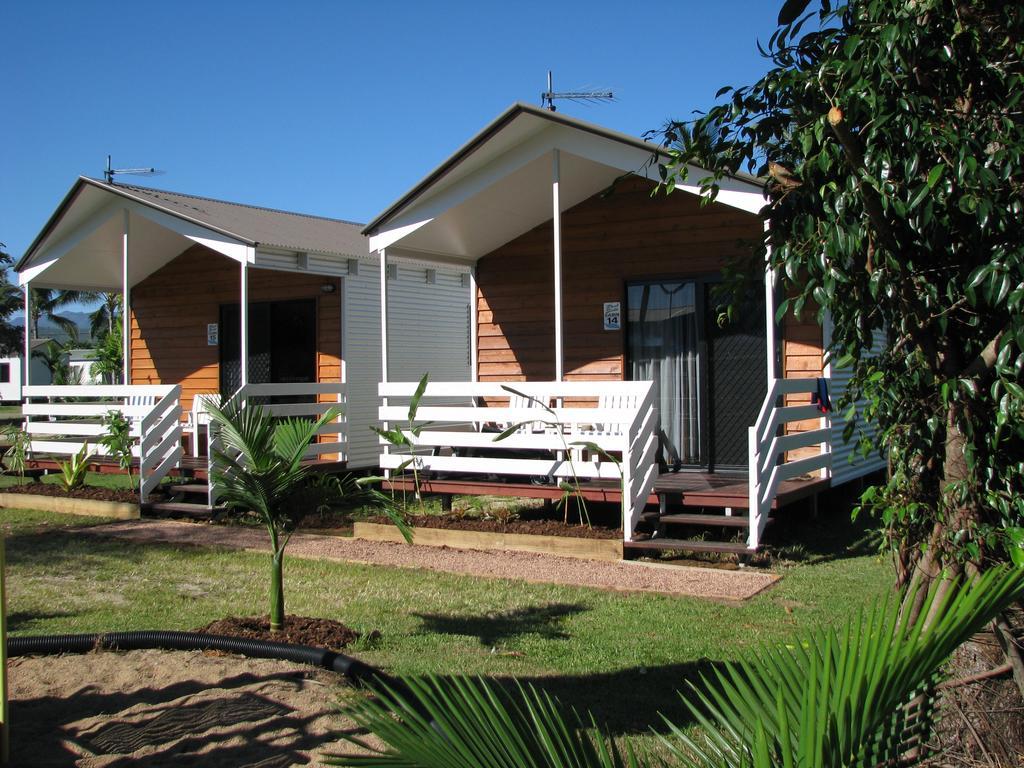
[78,520,779,601]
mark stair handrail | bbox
[138,385,183,502]
[747,378,832,549]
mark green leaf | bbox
[926,163,945,188]
[408,372,430,421]
[777,0,812,25]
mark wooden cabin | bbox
[15,178,470,509]
[364,103,885,554]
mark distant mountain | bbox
[11,311,95,343]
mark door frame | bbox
[625,275,719,471]
[218,297,319,396]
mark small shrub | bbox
[99,410,135,489]
[57,443,92,491]
[1,424,31,478]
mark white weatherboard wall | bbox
[826,320,888,485]
[0,357,22,401]
[343,258,471,469]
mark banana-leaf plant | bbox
[329,566,1024,767]
[207,399,410,632]
[57,443,92,492]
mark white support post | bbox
[469,267,478,382]
[552,149,564,382]
[22,284,31,390]
[747,425,760,549]
[764,221,778,384]
[379,249,390,478]
[122,209,131,384]
[379,249,389,384]
[820,310,832,479]
[240,260,249,386]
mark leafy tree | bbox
[32,339,82,385]
[90,321,124,384]
[655,0,1024,602]
[330,567,1024,767]
[206,400,410,632]
[0,245,23,355]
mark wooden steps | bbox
[143,501,222,520]
[167,483,210,495]
[624,538,752,555]
[144,481,218,520]
[656,512,750,528]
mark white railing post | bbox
[747,425,761,549]
[746,377,833,550]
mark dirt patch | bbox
[197,615,361,652]
[0,482,141,504]
[364,512,621,540]
[7,648,373,766]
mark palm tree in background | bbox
[88,292,121,338]
[29,288,96,339]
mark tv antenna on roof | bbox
[540,70,614,112]
[104,155,164,184]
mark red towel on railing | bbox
[811,377,831,413]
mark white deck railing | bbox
[22,384,183,501]
[376,380,658,542]
[207,381,347,508]
[747,377,832,549]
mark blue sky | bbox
[2,0,781,271]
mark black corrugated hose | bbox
[7,630,387,686]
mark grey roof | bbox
[363,102,764,235]
[19,177,367,269]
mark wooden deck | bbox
[384,470,829,511]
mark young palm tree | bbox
[206,400,410,632]
[329,566,1024,767]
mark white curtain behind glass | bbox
[627,282,701,468]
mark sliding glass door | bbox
[627,281,703,468]
[627,278,767,471]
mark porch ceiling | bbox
[18,179,251,290]
[384,149,624,262]
[366,102,766,264]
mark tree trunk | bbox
[901,399,979,625]
[269,549,285,632]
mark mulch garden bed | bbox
[197,615,362,652]
[0,482,141,504]
[365,512,622,539]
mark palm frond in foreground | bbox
[329,566,1024,767]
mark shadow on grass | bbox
[761,477,884,566]
[412,603,588,646]
[6,609,78,632]
[4,529,146,572]
[497,659,725,736]
[377,659,727,738]
[9,670,343,767]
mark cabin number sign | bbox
[603,302,621,331]
[207,323,219,346]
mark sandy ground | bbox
[78,520,778,601]
[7,649,370,767]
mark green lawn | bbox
[0,471,138,490]
[0,506,894,737]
